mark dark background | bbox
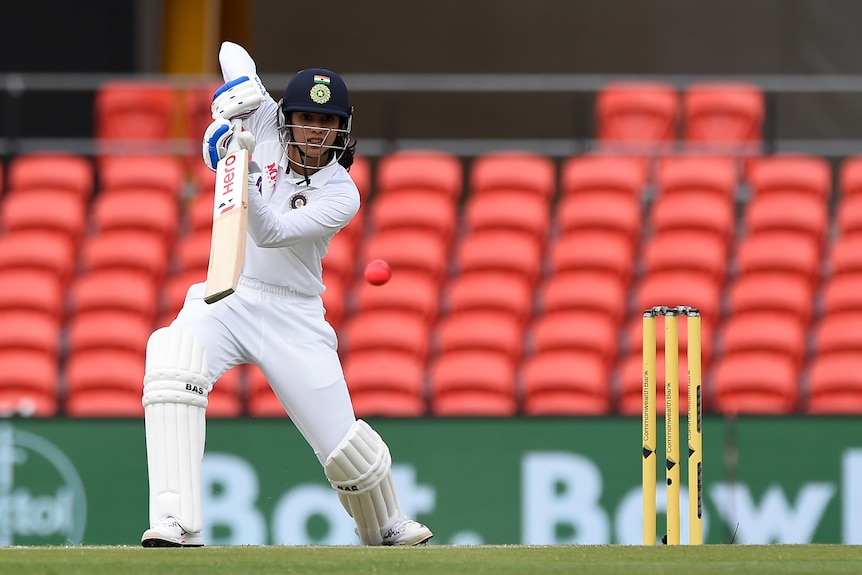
[3,0,862,152]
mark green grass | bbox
[1,545,861,575]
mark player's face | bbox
[289,111,341,159]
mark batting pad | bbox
[324,419,402,545]
[142,327,209,534]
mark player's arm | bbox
[203,42,276,171]
[218,41,257,82]
[246,180,359,247]
[214,42,277,140]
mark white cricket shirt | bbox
[218,42,360,296]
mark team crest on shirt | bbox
[289,192,308,209]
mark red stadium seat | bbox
[0,270,64,321]
[370,192,458,247]
[813,311,862,357]
[6,152,94,201]
[375,150,463,201]
[0,350,60,417]
[94,81,175,154]
[747,154,832,203]
[362,230,449,286]
[682,82,765,145]
[527,310,618,369]
[469,151,556,203]
[728,273,814,327]
[443,272,534,327]
[66,310,152,356]
[343,351,427,417]
[836,194,862,238]
[64,349,146,417]
[839,155,862,200]
[91,190,180,247]
[711,353,799,415]
[81,230,169,284]
[744,194,828,248]
[175,230,212,275]
[595,82,680,149]
[69,270,160,323]
[455,231,543,286]
[538,272,628,327]
[828,235,862,279]
[2,189,87,245]
[353,272,440,325]
[434,310,524,365]
[521,350,611,415]
[823,273,862,315]
[560,155,648,202]
[342,310,431,361]
[548,231,635,285]
[99,155,185,200]
[718,312,808,370]
[805,353,862,414]
[0,231,76,286]
[642,230,728,288]
[555,193,642,249]
[463,191,550,247]
[650,193,736,249]
[735,231,821,289]
[0,311,60,357]
[429,350,518,416]
[656,155,739,201]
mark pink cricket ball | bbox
[364,259,392,286]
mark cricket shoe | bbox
[381,516,433,546]
[141,516,204,547]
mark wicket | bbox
[642,305,703,545]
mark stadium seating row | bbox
[3,145,862,417]
[0,79,860,418]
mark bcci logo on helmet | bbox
[0,424,87,545]
[310,75,332,104]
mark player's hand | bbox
[211,75,267,120]
[202,118,232,171]
[202,119,257,171]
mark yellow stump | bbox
[665,309,680,545]
[642,310,657,545]
[687,311,703,545]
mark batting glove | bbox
[211,75,267,120]
[202,118,256,171]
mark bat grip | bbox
[228,118,244,152]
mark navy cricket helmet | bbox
[280,68,352,120]
[277,68,355,172]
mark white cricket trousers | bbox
[170,276,357,463]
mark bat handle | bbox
[228,118,244,152]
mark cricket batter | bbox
[140,41,433,547]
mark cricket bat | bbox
[204,119,249,304]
